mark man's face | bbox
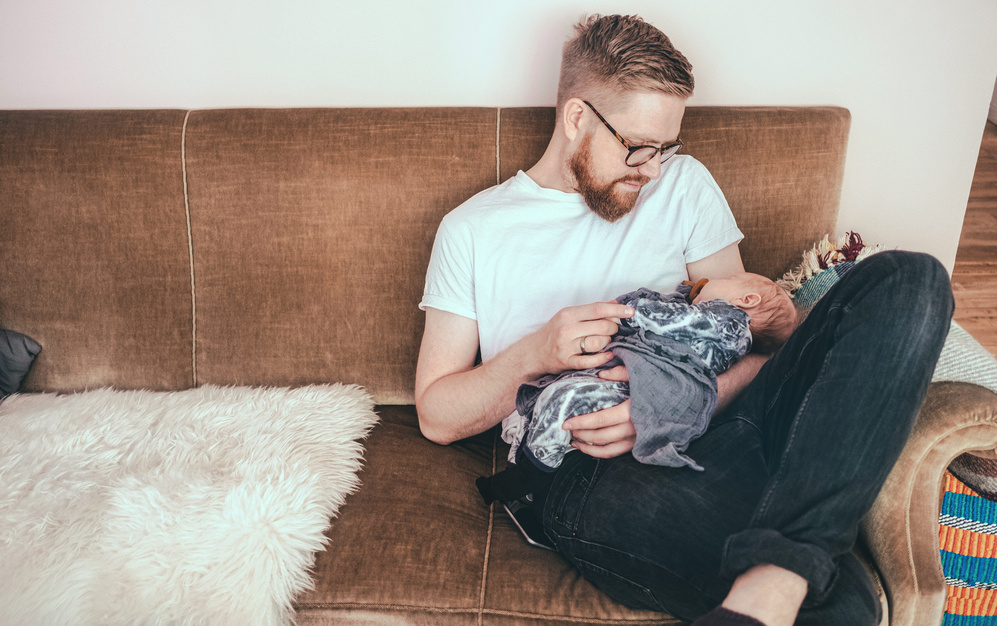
[568,92,686,222]
[568,134,648,222]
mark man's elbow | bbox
[415,404,457,445]
[420,424,456,446]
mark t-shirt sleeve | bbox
[419,217,477,320]
[681,160,744,264]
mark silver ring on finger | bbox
[579,335,590,355]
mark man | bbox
[415,14,952,626]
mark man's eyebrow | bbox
[629,134,675,146]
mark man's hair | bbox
[741,274,798,354]
[557,14,695,111]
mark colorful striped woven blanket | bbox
[940,471,997,624]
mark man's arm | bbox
[687,242,769,411]
[686,241,744,283]
[415,303,632,445]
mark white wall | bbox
[3,0,996,272]
[990,78,997,124]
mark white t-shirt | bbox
[419,155,743,445]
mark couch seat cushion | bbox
[294,405,675,625]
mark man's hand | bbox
[532,301,634,376]
[536,312,637,459]
[563,399,637,458]
[561,347,770,459]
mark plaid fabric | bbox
[940,471,997,624]
[791,262,856,310]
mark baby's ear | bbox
[735,292,762,308]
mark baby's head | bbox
[692,273,797,353]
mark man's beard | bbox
[568,135,650,223]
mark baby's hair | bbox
[741,274,798,354]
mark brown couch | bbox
[2,107,996,625]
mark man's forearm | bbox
[417,335,545,445]
[416,301,630,445]
[715,352,769,414]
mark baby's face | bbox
[692,275,755,306]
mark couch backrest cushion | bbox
[0,111,194,392]
[184,109,497,401]
[1,107,848,402]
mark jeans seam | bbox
[562,535,712,614]
[568,459,602,534]
[547,457,603,535]
[573,537,711,596]
[761,307,835,419]
[572,555,670,613]
[754,305,840,521]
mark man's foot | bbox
[716,564,807,626]
[691,606,765,625]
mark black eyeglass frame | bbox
[583,100,683,168]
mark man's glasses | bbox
[583,100,683,168]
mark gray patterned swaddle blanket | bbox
[514,285,751,472]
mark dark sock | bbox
[690,606,766,626]
[475,448,556,505]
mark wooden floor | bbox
[952,120,997,355]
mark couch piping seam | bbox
[478,427,498,624]
[181,110,197,387]
[903,425,989,601]
[296,602,666,624]
[495,108,501,185]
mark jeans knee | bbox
[866,250,953,321]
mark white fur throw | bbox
[0,384,378,625]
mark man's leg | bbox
[537,418,770,620]
[539,250,953,624]
[719,251,952,614]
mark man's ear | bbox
[561,98,587,141]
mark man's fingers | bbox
[563,400,636,459]
[563,399,631,431]
[597,364,630,382]
[576,331,612,355]
[569,421,634,446]
[571,435,636,459]
[560,301,635,323]
[570,351,615,370]
[577,319,620,345]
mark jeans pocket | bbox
[574,556,669,613]
[544,455,600,534]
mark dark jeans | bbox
[534,251,954,624]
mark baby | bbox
[477,273,797,505]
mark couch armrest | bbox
[860,381,997,626]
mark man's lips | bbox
[617,176,649,191]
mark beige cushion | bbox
[0,110,192,392]
[295,406,676,624]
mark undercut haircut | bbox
[557,14,695,111]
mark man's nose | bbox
[637,157,661,179]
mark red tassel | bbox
[840,231,865,262]
[819,232,865,269]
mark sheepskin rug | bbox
[0,384,379,625]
